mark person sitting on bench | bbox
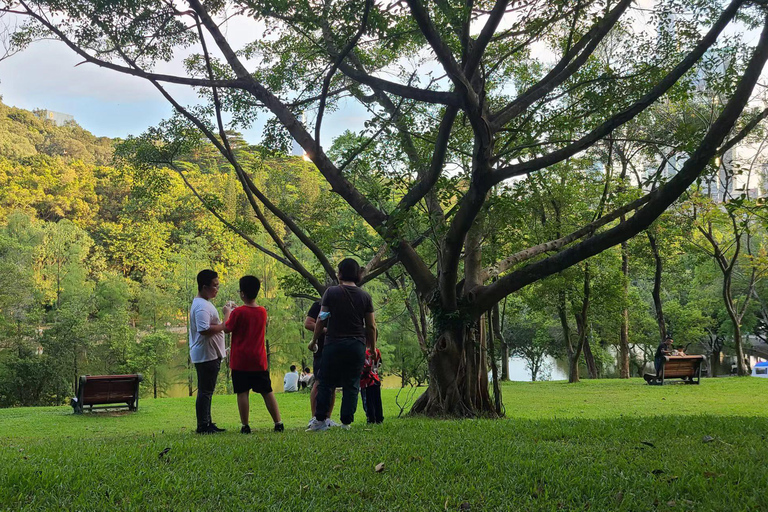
[654,335,674,375]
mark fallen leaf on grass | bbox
[703,472,721,478]
[375,462,385,473]
[332,465,342,470]
[668,500,676,507]
[614,491,624,504]
[158,447,170,459]
[666,476,679,483]
[409,455,423,462]
[641,441,656,448]
[243,472,254,478]
[459,502,471,511]
[702,435,715,443]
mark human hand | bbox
[308,341,318,353]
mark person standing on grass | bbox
[223,276,284,434]
[307,258,376,432]
[304,301,336,426]
[189,269,229,434]
[283,365,299,392]
[360,345,383,423]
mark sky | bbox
[0,14,370,148]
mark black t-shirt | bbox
[307,301,326,357]
[321,285,374,342]
[655,342,670,360]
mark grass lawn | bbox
[0,378,766,511]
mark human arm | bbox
[365,312,377,351]
[308,306,329,352]
[197,306,231,336]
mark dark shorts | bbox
[313,354,323,381]
[232,370,273,394]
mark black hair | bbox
[290,365,296,372]
[337,258,361,284]
[197,269,218,292]
[304,367,310,373]
[664,334,673,341]
[239,275,261,301]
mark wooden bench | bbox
[644,355,705,385]
[71,374,143,413]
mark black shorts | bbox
[232,370,273,394]
[313,354,323,381]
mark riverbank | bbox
[1,378,765,510]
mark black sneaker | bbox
[196,425,217,434]
[274,422,284,432]
[240,425,251,434]
[209,423,226,433]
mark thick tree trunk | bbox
[582,335,599,379]
[710,350,720,377]
[572,264,591,382]
[187,354,193,397]
[619,240,630,378]
[486,314,503,415]
[647,232,667,341]
[558,291,578,383]
[411,321,498,417]
[723,274,748,376]
[492,304,509,381]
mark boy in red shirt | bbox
[224,276,283,433]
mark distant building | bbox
[35,109,75,127]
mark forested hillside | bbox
[0,101,425,406]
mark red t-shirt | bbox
[225,305,268,372]
[360,348,382,388]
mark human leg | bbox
[237,392,250,426]
[310,380,319,417]
[315,343,340,422]
[339,339,366,426]
[370,383,383,423]
[195,358,220,430]
[261,391,282,423]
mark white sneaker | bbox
[328,419,340,427]
[306,418,315,429]
[305,418,330,432]
[339,423,351,430]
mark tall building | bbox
[34,109,75,126]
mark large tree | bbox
[4,0,768,416]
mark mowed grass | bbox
[0,378,766,511]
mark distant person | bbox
[299,367,313,390]
[284,365,299,392]
[360,346,383,424]
[305,301,336,426]
[307,258,376,432]
[654,335,674,375]
[223,276,283,434]
[189,269,229,434]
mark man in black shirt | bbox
[304,301,335,424]
[307,258,376,431]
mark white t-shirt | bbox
[283,371,299,392]
[189,297,226,364]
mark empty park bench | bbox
[644,355,705,385]
[71,374,143,413]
